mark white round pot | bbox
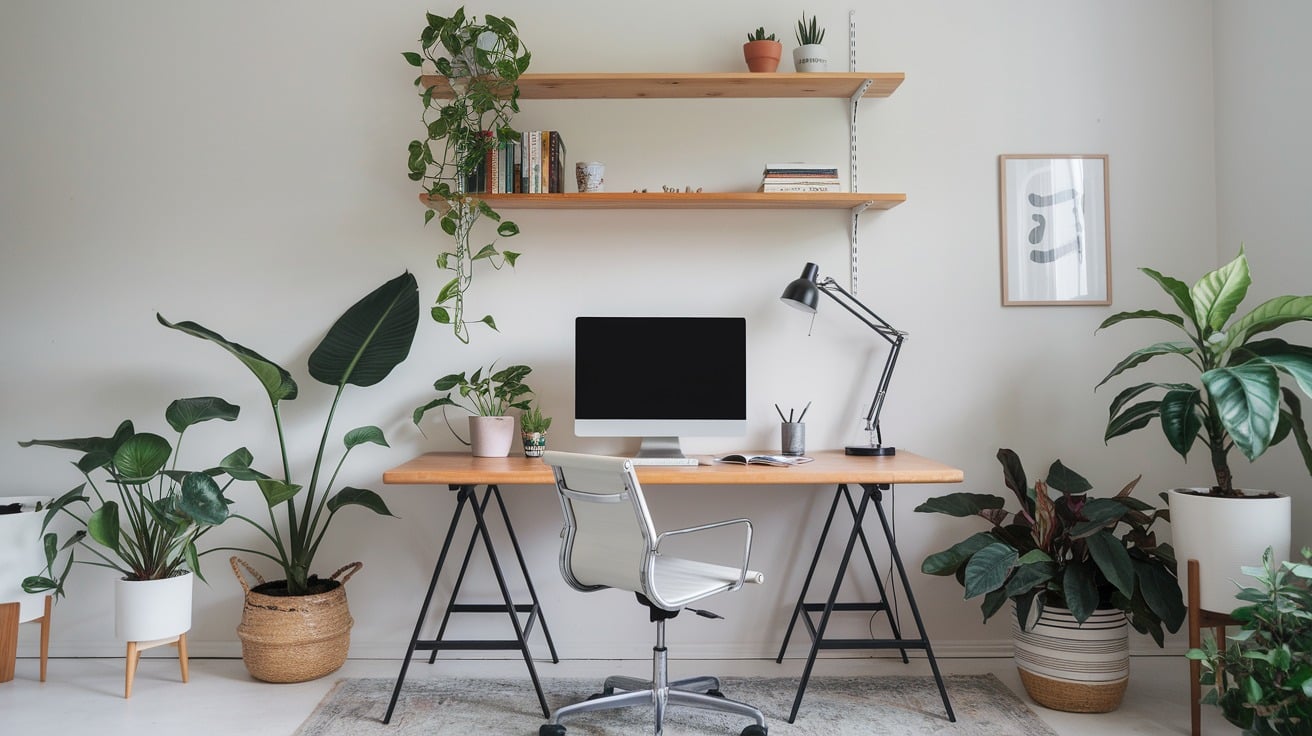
[115,572,193,642]
[792,44,829,72]
[0,496,53,622]
[1013,605,1129,712]
[1169,488,1291,614]
[469,415,515,458]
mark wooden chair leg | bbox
[1189,560,1202,736]
[38,595,51,682]
[175,633,189,683]
[0,602,19,684]
[124,642,140,699]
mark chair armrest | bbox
[655,518,758,588]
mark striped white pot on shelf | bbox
[1012,604,1129,713]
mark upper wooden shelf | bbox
[420,192,905,211]
[417,72,904,100]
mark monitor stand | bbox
[629,436,698,466]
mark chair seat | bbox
[652,557,764,609]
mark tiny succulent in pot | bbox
[795,14,825,46]
[916,449,1186,645]
[1096,248,1312,496]
[747,27,776,42]
[519,404,552,435]
[413,362,535,444]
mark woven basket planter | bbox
[231,557,360,683]
[1012,605,1129,713]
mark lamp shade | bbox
[780,262,821,313]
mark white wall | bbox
[0,1,1233,661]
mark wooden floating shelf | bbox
[417,72,904,100]
[420,192,906,211]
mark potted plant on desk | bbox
[519,404,551,458]
[158,272,420,683]
[413,362,535,458]
[916,449,1185,712]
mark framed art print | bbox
[999,154,1111,306]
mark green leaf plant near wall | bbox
[404,7,531,344]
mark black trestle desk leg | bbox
[384,485,470,724]
[775,483,846,663]
[868,483,955,723]
[428,487,497,665]
[840,486,909,663]
[491,484,559,663]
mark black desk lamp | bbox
[780,262,905,456]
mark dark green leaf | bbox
[1160,387,1203,457]
[1068,498,1130,538]
[1225,295,1312,349]
[1045,459,1091,494]
[502,251,519,267]
[1097,309,1186,331]
[497,220,519,237]
[981,587,1009,623]
[1133,560,1185,631]
[18,420,134,455]
[1203,363,1281,460]
[437,277,460,304]
[913,493,1006,518]
[1190,251,1250,332]
[326,487,394,517]
[402,51,423,67]
[159,314,298,404]
[1063,561,1099,623]
[179,472,229,525]
[218,447,267,481]
[481,315,498,330]
[1140,267,1197,331]
[308,272,420,388]
[995,448,1028,510]
[344,426,388,449]
[1005,560,1056,597]
[165,397,240,433]
[921,532,996,576]
[1105,400,1160,442]
[256,478,301,508]
[112,433,172,481]
[431,306,451,324]
[963,542,1018,599]
[1087,530,1136,597]
[1096,342,1195,389]
[87,502,120,552]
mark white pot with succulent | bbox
[414,363,536,458]
[792,13,828,72]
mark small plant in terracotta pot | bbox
[519,404,552,458]
[743,27,782,73]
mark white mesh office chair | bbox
[539,451,768,736]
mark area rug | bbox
[294,675,1056,735]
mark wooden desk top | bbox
[383,450,963,487]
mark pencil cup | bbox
[781,422,805,456]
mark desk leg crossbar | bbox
[385,483,559,724]
[775,483,954,724]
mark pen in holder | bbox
[781,422,805,456]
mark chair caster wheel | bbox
[740,725,768,736]
[706,688,725,698]
[539,724,567,736]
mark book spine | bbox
[541,131,551,194]
[549,131,563,193]
[761,185,843,193]
[529,131,541,194]
[512,140,521,193]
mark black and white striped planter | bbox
[1012,605,1129,712]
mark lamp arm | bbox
[863,334,904,431]
[817,278,903,345]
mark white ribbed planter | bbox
[115,572,192,642]
[469,416,515,457]
[0,496,52,622]
[1168,488,1291,614]
[1012,605,1128,712]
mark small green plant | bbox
[413,363,535,444]
[1187,547,1312,735]
[795,14,825,46]
[747,27,776,42]
[519,404,552,434]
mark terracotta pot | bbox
[743,40,782,73]
[469,415,515,457]
[1168,488,1291,614]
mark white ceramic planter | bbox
[1169,488,1291,614]
[469,415,515,457]
[0,496,53,622]
[793,44,829,72]
[115,572,193,642]
[1013,605,1129,712]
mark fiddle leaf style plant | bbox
[916,449,1186,645]
[1096,248,1312,496]
[412,362,534,444]
[404,7,531,344]
[158,272,420,596]
[1187,547,1312,735]
[19,398,240,596]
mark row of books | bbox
[759,162,842,193]
[464,130,569,194]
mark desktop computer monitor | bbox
[575,316,747,464]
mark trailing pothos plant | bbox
[158,272,420,596]
[1096,248,1312,496]
[1188,547,1312,736]
[404,7,531,344]
[916,449,1186,645]
[19,398,240,595]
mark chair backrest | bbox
[542,451,658,595]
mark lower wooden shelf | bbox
[420,192,905,211]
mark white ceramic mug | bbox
[575,161,605,192]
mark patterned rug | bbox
[294,674,1056,735]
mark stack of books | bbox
[464,130,568,194]
[759,163,842,193]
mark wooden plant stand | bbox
[0,595,52,684]
[124,632,189,698]
[1188,559,1240,736]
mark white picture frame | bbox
[999,154,1111,306]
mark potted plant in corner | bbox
[1096,248,1312,615]
[1,497,54,682]
[1187,546,1312,735]
[158,271,420,683]
[404,7,531,344]
[743,27,782,73]
[413,362,534,458]
[792,13,827,72]
[18,400,241,695]
[519,403,551,458]
[917,449,1185,713]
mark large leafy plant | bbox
[1096,248,1312,495]
[916,449,1186,645]
[158,272,420,596]
[1188,547,1312,735]
[404,7,531,343]
[19,398,239,594]
[412,362,533,444]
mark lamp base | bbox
[846,445,896,456]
